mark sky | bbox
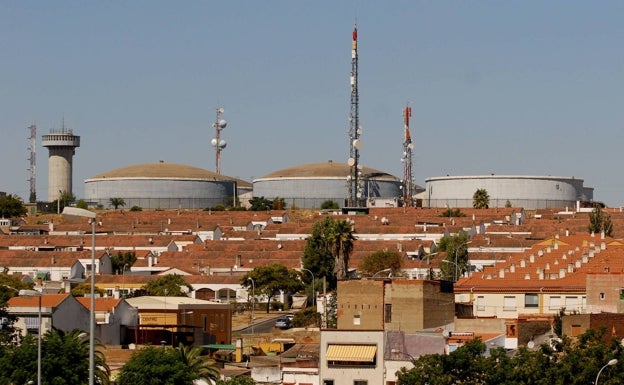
[1,1,623,206]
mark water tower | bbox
[42,125,80,201]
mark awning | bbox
[326,344,377,362]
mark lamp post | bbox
[452,241,472,282]
[373,268,393,278]
[595,358,617,385]
[301,268,315,307]
[62,207,96,385]
[247,277,255,335]
[19,289,42,385]
[121,263,129,299]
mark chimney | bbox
[236,254,242,267]
[575,259,582,268]
[568,263,574,273]
[524,273,531,280]
[582,255,589,263]
[559,268,566,278]
[545,263,551,270]
[553,241,558,250]
[589,250,595,259]
[565,228,570,237]
[530,254,535,263]
[546,246,552,253]
[510,264,516,273]
[601,230,605,239]
[601,241,606,250]
[538,250,544,257]
[520,259,526,268]
[499,268,505,278]
[148,255,153,267]
[538,270,544,280]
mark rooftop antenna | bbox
[211,107,227,174]
[27,124,37,203]
[401,104,414,206]
[347,21,364,207]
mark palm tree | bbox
[109,197,126,210]
[177,343,220,383]
[472,188,490,209]
[328,218,355,280]
[43,328,110,385]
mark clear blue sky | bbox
[2,1,623,206]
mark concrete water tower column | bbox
[42,129,80,202]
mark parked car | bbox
[275,317,292,329]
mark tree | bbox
[53,190,76,213]
[472,188,490,209]
[116,344,195,385]
[75,199,88,209]
[589,204,613,237]
[109,197,126,210]
[358,249,403,277]
[437,232,470,281]
[248,196,272,211]
[272,197,286,210]
[176,343,220,383]
[0,329,110,385]
[0,194,27,218]
[242,265,303,313]
[439,208,465,218]
[111,251,137,275]
[143,274,193,297]
[302,217,336,289]
[327,218,355,280]
[71,283,107,297]
[321,200,339,210]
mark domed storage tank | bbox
[253,160,403,209]
[424,175,593,209]
[84,162,245,209]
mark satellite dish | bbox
[347,157,355,166]
[218,140,227,149]
[442,330,449,338]
[408,143,414,149]
[211,138,218,146]
[218,107,224,114]
[353,139,363,150]
[357,127,363,135]
[527,341,535,349]
[218,119,227,129]
[357,164,363,170]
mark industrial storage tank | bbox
[84,162,247,209]
[253,160,404,209]
[424,175,593,210]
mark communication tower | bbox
[42,121,80,202]
[27,124,37,203]
[401,105,414,206]
[347,23,364,207]
[211,107,227,174]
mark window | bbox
[353,314,361,325]
[571,325,582,337]
[476,296,485,311]
[503,296,517,311]
[565,296,579,311]
[354,381,368,385]
[323,381,334,385]
[620,289,624,300]
[525,294,539,308]
[384,304,392,323]
[549,296,561,310]
[600,292,605,300]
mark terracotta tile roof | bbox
[76,297,123,311]
[8,293,70,308]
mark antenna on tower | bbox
[211,107,227,175]
[27,124,37,203]
[347,22,364,207]
[401,104,414,207]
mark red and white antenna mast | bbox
[211,107,227,174]
[401,105,414,206]
[347,22,363,207]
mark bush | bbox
[129,205,142,212]
[270,301,284,311]
[292,307,321,328]
[321,200,339,210]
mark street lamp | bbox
[451,241,472,282]
[247,277,255,335]
[62,206,96,385]
[19,289,42,385]
[373,268,393,278]
[301,268,315,307]
[121,263,129,299]
[595,358,617,385]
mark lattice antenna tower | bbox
[211,107,227,174]
[27,124,37,203]
[347,22,364,207]
[401,105,414,206]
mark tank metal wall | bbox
[425,176,589,209]
[253,177,402,208]
[84,178,235,209]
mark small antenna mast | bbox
[211,107,227,174]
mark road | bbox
[236,316,280,334]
